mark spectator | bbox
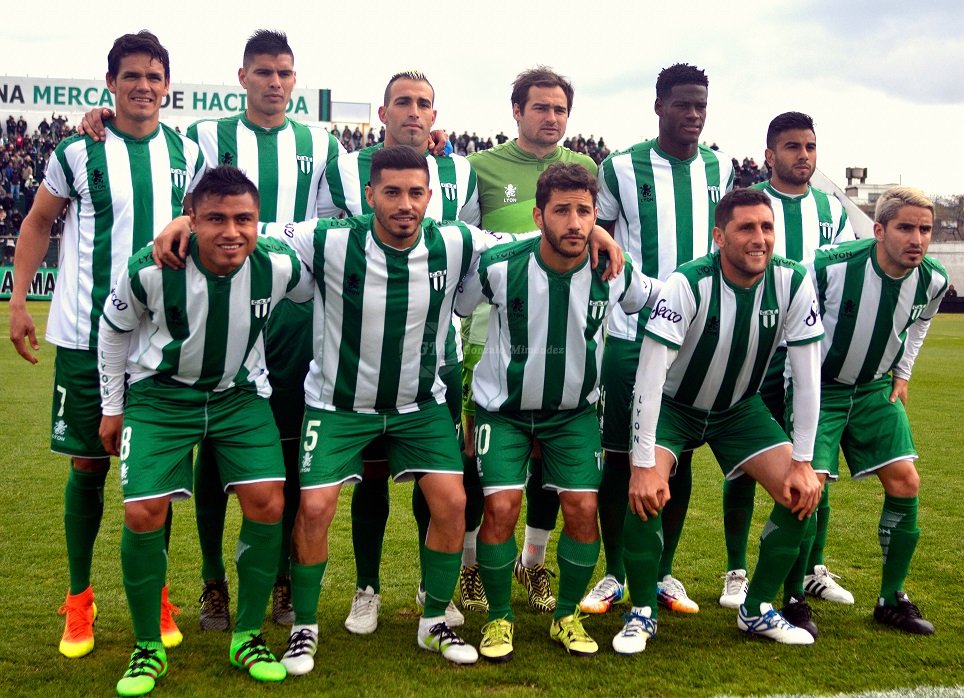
[16,116,27,136]
[6,116,15,138]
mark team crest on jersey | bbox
[170,168,188,189]
[504,184,517,203]
[818,221,835,242]
[296,155,313,175]
[52,419,67,442]
[440,182,458,201]
[759,308,780,328]
[707,185,722,203]
[428,269,447,291]
[588,299,609,320]
[909,303,927,322]
[251,298,271,319]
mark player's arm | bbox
[891,316,934,405]
[427,129,448,156]
[97,275,144,455]
[616,259,663,314]
[588,225,624,279]
[77,107,114,142]
[786,340,823,519]
[8,186,69,363]
[454,261,486,318]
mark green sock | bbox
[477,537,517,622]
[351,478,389,593]
[597,461,629,581]
[525,458,560,530]
[290,561,327,625]
[121,525,167,643]
[554,532,600,620]
[806,485,831,570]
[745,503,806,612]
[879,494,920,603]
[622,509,662,614]
[234,518,281,633]
[658,454,692,579]
[783,515,817,604]
[278,439,301,576]
[194,444,228,582]
[64,467,107,594]
[421,546,461,619]
[722,475,756,571]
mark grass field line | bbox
[713,688,964,698]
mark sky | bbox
[4,0,964,196]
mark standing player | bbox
[318,70,481,633]
[80,30,345,631]
[8,31,204,658]
[99,166,312,696]
[463,66,598,614]
[614,188,824,653]
[456,163,659,663]
[719,111,856,613]
[582,63,734,616]
[784,187,946,636]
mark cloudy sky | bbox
[5,0,963,196]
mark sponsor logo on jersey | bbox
[296,155,313,175]
[909,303,927,321]
[503,183,517,203]
[707,185,722,203]
[705,315,720,336]
[588,299,609,320]
[221,152,234,166]
[171,168,188,189]
[346,273,361,296]
[827,249,854,262]
[167,306,185,327]
[842,299,857,319]
[52,419,67,442]
[509,296,525,319]
[652,298,682,323]
[90,168,107,192]
[639,183,654,202]
[428,269,447,291]
[759,308,780,328]
[441,182,458,201]
[251,297,271,319]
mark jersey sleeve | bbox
[183,139,208,198]
[783,268,824,346]
[42,147,72,200]
[643,272,694,350]
[101,267,148,334]
[615,256,660,315]
[458,170,482,226]
[833,205,857,244]
[261,220,320,272]
[596,157,620,225]
[285,258,315,304]
[455,264,485,317]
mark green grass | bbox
[2,302,964,697]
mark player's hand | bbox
[151,216,193,269]
[589,226,624,280]
[783,460,822,520]
[428,130,449,156]
[890,376,909,406]
[78,108,114,142]
[8,303,40,363]
[99,414,124,457]
[627,465,670,520]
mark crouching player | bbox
[98,166,312,696]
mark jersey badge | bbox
[707,185,722,203]
[170,168,188,190]
[441,182,458,201]
[759,308,780,329]
[297,155,313,175]
[503,184,517,203]
[429,269,447,291]
[251,298,271,319]
[909,303,927,322]
[818,221,835,242]
[588,299,608,320]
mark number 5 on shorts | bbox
[304,419,322,451]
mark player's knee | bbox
[124,499,168,533]
[296,490,337,528]
[72,456,110,473]
[879,461,920,498]
[482,493,521,537]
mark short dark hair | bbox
[655,63,708,99]
[383,70,434,107]
[107,31,170,80]
[191,166,260,211]
[243,29,293,66]
[765,111,815,150]
[535,162,599,210]
[511,66,574,113]
[714,188,772,229]
[369,145,428,187]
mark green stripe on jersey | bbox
[196,278,232,391]
[161,126,190,219]
[333,234,368,408]
[158,265,189,375]
[355,149,375,215]
[436,156,458,221]
[85,139,114,349]
[256,133,280,222]
[216,118,239,168]
[819,255,865,380]
[237,250,277,386]
[291,121,315,221]
[578,272,612,406]
[631,149,659,278]
[416,228,453,400]
[503,250,532,410]
[671,160,694,265]
[673,272,720,405]
[375,252,410,407]
[126,140,153,252]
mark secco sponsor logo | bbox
[652,298,682,323]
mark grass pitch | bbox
[2,302,963,697]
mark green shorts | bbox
[265,299,313,440]
[599,336,643,452]
[461,340,484,418]
[298,401,462,489]
[655,394,790,480]
[50,348,108,458]
[810,376,917,480]
[475,404,603,493]
[120,377,284,502]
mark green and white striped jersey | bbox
[458,238,656,411]
[42,122,206,351]
[186,114,343,222]
[261,215,516,414]
[597,139,735,342]
[646,252,823,411]
[807,239,948,385]
[751,181,855,261]
[318,142,481,224]
[100,235,311,403]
